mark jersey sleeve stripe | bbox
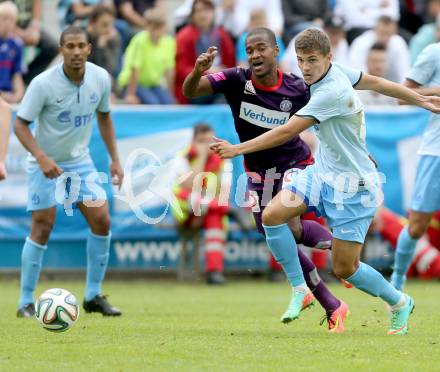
[295,114,320,124]
[352,71,363,88]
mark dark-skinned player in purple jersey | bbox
[182,27,348,333]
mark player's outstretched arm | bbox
[355,73,440,113]
[0,98,11,180]
[96,111,124,189]
[182,47,217,98]
[210,116,315,159]
[396,79,440,105]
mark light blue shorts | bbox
[410,155,440,213]
[283,165,377,243]
[27,158,107,212]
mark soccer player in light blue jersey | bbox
[211,28,440,335]
[0,97,11,180]
[14,26,124,318]
[391,42,440,291]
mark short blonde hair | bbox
[295,28,331,55]
[0,1,18,19]
[144,7,166,28]
[250,9,266,26]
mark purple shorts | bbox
[246,164,309,233]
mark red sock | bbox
[203,202,227,273]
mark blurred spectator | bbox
[334,0,400,43]
[60,0,111,27]
[369,207,440,280]
[410,3,440,64]
[398,0,424,35]
[236,9,285,68]
[174,0,235,35]
[87,4,121,80]
[0,0,58,85]
[0,1,24,103]
[281,38,304,77]
[118,7,175,104]
[356,43,397,106]
[231,0,284,38]
[175,0,235,104]
[349,16,410,83]
[282,0,329,42]
[171,123,231,285]
[428,211,440,249]
[324,15,349,64]
[113,0,163,51]
[114,0,161,28]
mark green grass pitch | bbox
[1,279,439,371]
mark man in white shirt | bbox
[335,0,399,42]
[231,0,283,38]
[357,43,398,106]
[349,15,410,83]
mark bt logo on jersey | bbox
[57,112,93,127]
[74,113,93,127]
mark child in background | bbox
[0,1,24,103]
[118,7,175,104]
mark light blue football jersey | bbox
[295,63,378,192]
[17,62,111,163]
[407,42,440,156]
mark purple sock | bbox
[298,248,340,314]
[300,220,332,249]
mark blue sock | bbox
[263,223,306,287]
[85,231,111,301]
[393,227,418,278]
[19,237,47,308]
[347,262,401,306]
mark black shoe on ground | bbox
[17,303,35,318]
[83,295,122,316]
[207,271,226,285]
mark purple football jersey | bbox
[207,67,312,175]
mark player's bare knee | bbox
[332,261,356,279]
[90,214,111,235]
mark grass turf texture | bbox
[1,280,439,371]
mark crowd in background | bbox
[0,0,440,107]
[2,0,440,283]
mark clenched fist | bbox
[194,47,218,75]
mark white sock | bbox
[390,293,407,311]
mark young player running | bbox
[211,28,440,335]
[391,42,440,290]
[183,27,348,332]
[14,27,124,317]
